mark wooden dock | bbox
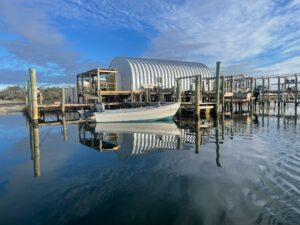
[24,64,299,126]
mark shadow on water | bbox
[1,105,300,225]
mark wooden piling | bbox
[195,76,201,119]
[277,76,280,106]
[215,61,221,114]
[131,85,134,106]
[230,75,234,113]
[262,77,265,104]
[97,70,101,102]
[221,76,225,112]
[27,80,32,117]
[176,79,181,102]
[145,88,149,104]
[295,75,298,108]
[76,75,80,103]
[61,88,65,115]
[29,68,38,122]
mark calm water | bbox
[0,112,299,225]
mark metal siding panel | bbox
[169,64,177,87]
[110,57,212,91]
[159,62,167,88]
[181,65,189,90]
[156,63,164,86]
[165,64,173,88]
[136,60,142,90]
[138,59,146,89]
[148,62,157,84]
[142,58,151,86]
[128,59,138,90]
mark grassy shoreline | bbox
[0,100,25,115]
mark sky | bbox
[0,0,300,87]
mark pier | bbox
[25,62,299,126]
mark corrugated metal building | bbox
[109,57,212,91]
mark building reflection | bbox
[78,122,183,160]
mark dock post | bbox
[295,74,298,109]
[262,77,265,105]
[176,79,181,102]
[195,76,201,119]
[97,69,102,103]
[221,76,225,112]
[29,68,38,123]
[131,85,134,107]
[76,75,80,103]
[277,76,280,106]
[230,75,234,113]
[27,80,32,118]
[145,88,149,104]
[267,78,270,105]
[81,76,85,103]
[61,87,65,116]
[25,83,29,111]
[215,61,221,115]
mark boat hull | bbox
[94,102,180,123]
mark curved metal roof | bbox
[109,57,212,90]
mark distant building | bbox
[109,57,213,91]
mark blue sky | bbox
[0,0,300,87]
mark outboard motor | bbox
[78,102,105,119]
[95,102,105,112]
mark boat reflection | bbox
[79,122,183,160]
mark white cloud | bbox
[40,0,300,74]
[1,0,300,86]
[147,0,300,66]
[0,0,99,84]
[258,55,300,74]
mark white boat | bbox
[90,102,180,123]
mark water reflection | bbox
[27,118,228,177]
[79,122,183,160]
[27,111,295,178]
[26,107,299,179]
[2,112,299,225]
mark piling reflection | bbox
[29,122,41,177]
[215,115,222,167]
[62,115,68,142]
